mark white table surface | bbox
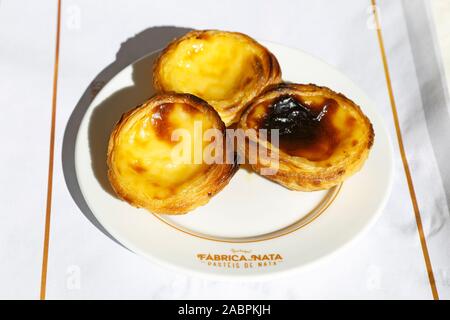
[0,0,449,299]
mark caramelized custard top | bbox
[249,95,357,162]
[151,103,201,142]
[112,102,213,199]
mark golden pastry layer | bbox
[238,83,374,191]
[107,93,237,214]
[153,30,281,126]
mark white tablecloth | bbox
[1,0,449,299]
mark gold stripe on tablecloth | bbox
[40,0,62,301]
[371,0,439,300]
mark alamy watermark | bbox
[169,122,280,176]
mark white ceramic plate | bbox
[75,41,393,278]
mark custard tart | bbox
[238,83,374,191]
[153,30,281,126]
[107,93,237,214]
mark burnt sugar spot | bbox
[151,103,201,143]
[346,116,356,127]
[151,103,175,142]
[195,33,210,40]
[260,95,340,161]
[130,162,146,174]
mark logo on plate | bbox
[196,249,283,269]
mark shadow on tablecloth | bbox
[62,26,192,246]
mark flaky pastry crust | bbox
[238,83,374,191]
[107,93,238,214]
[153,30,281,126]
